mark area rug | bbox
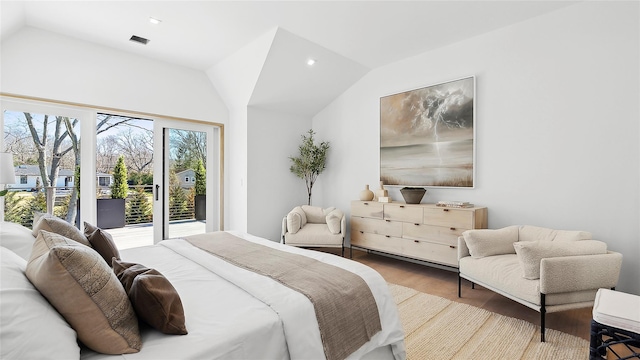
[389,283,589,360]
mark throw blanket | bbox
[186,232,382,360]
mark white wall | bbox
[247,107,311,241]
[1,27,226,123]
[207,28,276,232]
[313,1,640,294]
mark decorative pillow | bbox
[463,226,519,258]
[518,225,592,242]
[113,259,188,335]
[513,240,608,279]
[26,230,141,354]
[0,221,36,260]
[287,211,303,234]
[32,211,47,228]
[326,209,343,234]
[302,205,326,224]
[32,214,91,247]
[84,222,121,266]
[0,247,81,359]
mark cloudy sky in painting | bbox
[380,77,474,147]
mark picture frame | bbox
[380,76,475,188]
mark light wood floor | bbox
[328,247,592,341]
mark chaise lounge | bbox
[457,225,623,342]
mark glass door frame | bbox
[2,94,225,244]
[0,97,96,226]
[153,119,222,243]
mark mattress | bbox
[80,230,406,360]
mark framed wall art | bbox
[380,76,475,188]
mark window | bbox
[191,177,195,182]
[99,177,110,186]
[20,175,27,184]
[185,177,189,182]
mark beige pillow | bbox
[518,225,591,242]
[302,205,326,224]
[84,222,121,266]
[26,230,141,354]
[287,212,303,234]
[326,209,343,234]
[32,214,91,247]
[463,226,519,258]
[513,240,608,279]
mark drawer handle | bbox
[385,220,391,222]
[359,231,364,234]
[385,235,390,238]
[450,245,456,249]
[443,208,449,212]
[450,227,456,231]
[414,223,420,226]
[399,205,405,208]
[414,240,419,243]
[363,202,369,205]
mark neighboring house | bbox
[176,169,196,189]
[10,165,113,191]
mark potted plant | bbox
[97,155,128,229]
[194,159,206,220]
[289,129,330,205]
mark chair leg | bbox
[471,282,475,290]
[341,246,344,257]
[349,246,353,259]
[458,274,462,298]
[540,293,546,342]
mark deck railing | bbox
[4,185,197,229]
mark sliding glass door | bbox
[2,96,224,248]
[153,119,221,242]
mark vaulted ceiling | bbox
[1,1,578,116]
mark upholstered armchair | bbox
[457,225,623,342]
[281,205,346,256]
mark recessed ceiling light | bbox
[307,59,316,66]
[149,17,162,25]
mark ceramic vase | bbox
[359,185,374,201]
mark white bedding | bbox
[81,231,406,360]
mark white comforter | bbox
[82,231,406,360]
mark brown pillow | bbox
[113,259,188,335]
[26,230,141,354]
[32,214,91,247]
[84,222,121,266]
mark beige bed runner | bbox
[186,232,382,360]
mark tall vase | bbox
[359,185,374,201]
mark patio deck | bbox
[107,220,206,250]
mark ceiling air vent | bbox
[129,35,150,45]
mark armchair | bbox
[457,225,622,342]
[282,205,347,256]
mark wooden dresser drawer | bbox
[352,216,402,237]
[351,231,403,256]
[424,207,474,229]
[402,223,462,246]
[351,201,384,219]
[401,238,458,267]
[383,203,423,223]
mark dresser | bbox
[350,201,488,268]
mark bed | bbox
[0,220,406,360]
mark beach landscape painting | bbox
[380,76,475,187]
